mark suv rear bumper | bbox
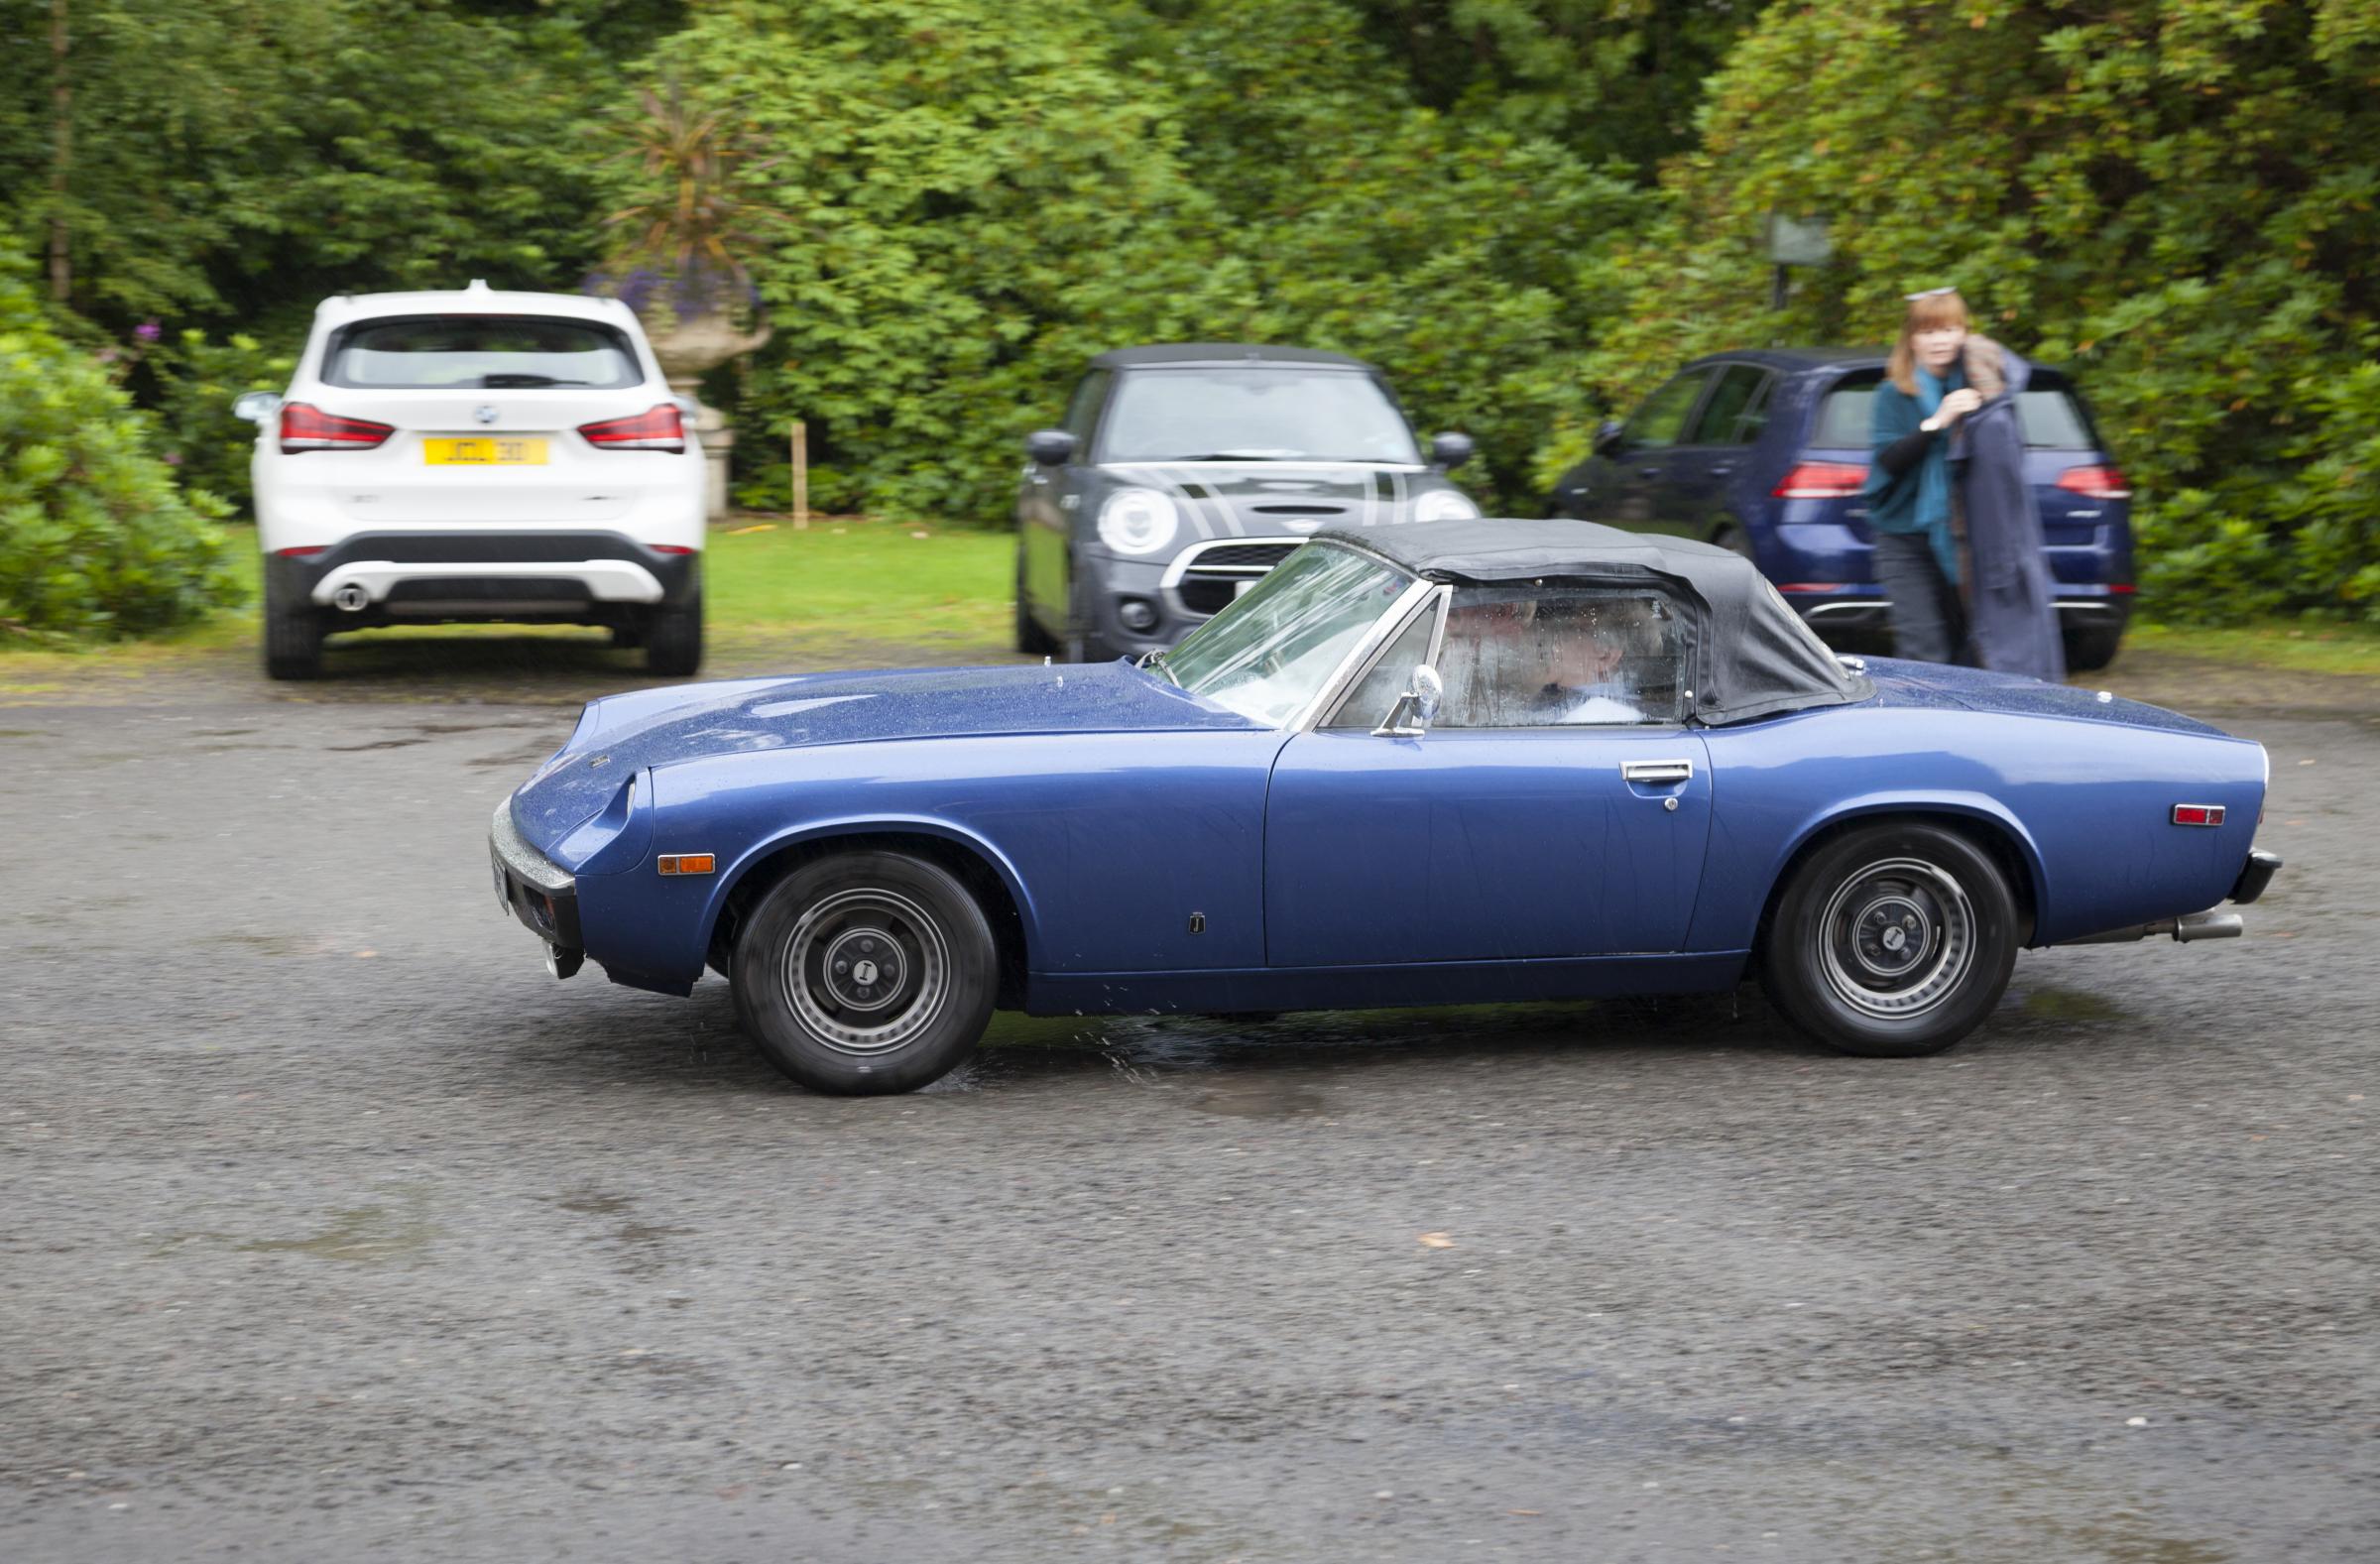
[268,530,698,628]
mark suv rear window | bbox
[1813,376,2097,450]
[324,315,643,390]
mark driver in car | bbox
[1522,601,1646,725]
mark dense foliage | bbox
[0,250,240,638]
[3,0,2373,624]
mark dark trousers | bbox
[1872,531,1966,663]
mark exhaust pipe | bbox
[331,583,372,613]
[2061,910,2245,945]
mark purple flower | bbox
[135,319,162,342]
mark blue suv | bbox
[1548,349,2134,669]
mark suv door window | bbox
[1623,370,1712,450]
[1434,586,1687,727]
[1687,365,1771,446]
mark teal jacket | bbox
[1862,370,1964,582]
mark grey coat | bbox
[1955,346,2066,682]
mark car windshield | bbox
[1100,368,1423,464]
[325,315,644,390]
[1161,542,1413,726]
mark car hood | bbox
[509,661,1264,848]
[1861,658,2230,736]
[1100,461,1464,539]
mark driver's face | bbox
[1546,631,1625,687]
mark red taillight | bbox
[578,405,686,453]
[1774,583,1841,593]
[2057,464,2131,499]
[275,545,328,557]
[1772,461,1868,499]
[652,544,696,555]
[279,403,393,453]
[2172,804,2226,827]
[2110,582,2136,595]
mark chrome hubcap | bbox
[782,889,948,1056]
[1817,857,1975,1020]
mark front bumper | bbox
[490,797,581,956]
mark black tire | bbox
[1063,561,1115,664]
[1014,546,1057,656]
[1758,820,2020,1058]
[646,582,703,677]
[261,568,324,681]
[730,851,997,1094]
[2064,622,2123,673]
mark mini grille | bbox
[1184,542,1298,571]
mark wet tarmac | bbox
[2,641,2374,1561]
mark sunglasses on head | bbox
[1904,286,1961,301]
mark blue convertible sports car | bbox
[492,520,2281,1094]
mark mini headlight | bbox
[1097,488,1181,555]
[1413,487,1481,524]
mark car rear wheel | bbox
[731,851,997,1095]
[645,581,703,677]
[262,569,324,680]
[1758,820,2019,1058]
[2064,622,2124,672]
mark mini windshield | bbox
[1162,542,1413,726]
[325,315,644,390]
[1100,369,1423,464]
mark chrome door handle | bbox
[1620,759,1695,784]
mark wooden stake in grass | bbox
[789,419,808,529]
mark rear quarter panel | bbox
[1692,705,2266,949]
[574,729,1289,988]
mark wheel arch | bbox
[1752,798,2046,955]
[704,820,1037,1008]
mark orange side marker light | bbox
[657,853,716,876]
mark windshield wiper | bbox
[1156,449,1301,462]
[479,374,592,389]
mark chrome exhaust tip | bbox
[545,944,583,980]
[331,583,372,613]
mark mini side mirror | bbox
[1373,663,1444,739]
[1430,431,1475,469]
[1025,428,1078,466]
[233,391,283,424]
[1594,418,1626,455]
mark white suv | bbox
[238,283,705,679]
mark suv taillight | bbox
[1771,461,1868,499]
[2056,464,2132,500]
[578,405,686,452]
[280,403,394,453]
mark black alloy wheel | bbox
[1759,820,2020,1058]
[262,568,324,680]
[731,851,997,1095]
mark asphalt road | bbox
[3,638,2375,1562]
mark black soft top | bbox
[1315,518,1869,724]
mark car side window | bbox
[1624,371,1712,450]
[1063,369,1111,447]
[1687,365,1771,446]
[1323,600,1442,731]
[1435,585,1686,728]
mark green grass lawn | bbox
[0,518,1016,692]
[8,519,2380,690]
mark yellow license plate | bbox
[423,437,548,465]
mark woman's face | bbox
[1913,323,1966,371]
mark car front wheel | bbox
[730,851,998,1094]
[1759,820,2019,1058]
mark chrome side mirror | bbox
[232,391,283,423]
[1372,663,1443,739]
